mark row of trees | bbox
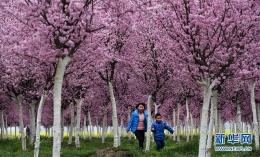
[1,0,260,157]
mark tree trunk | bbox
[154,103,161,119]
[236,103,242,134]
[127,106,132,140]
[0,109,4,139]
[177,103,180,142]
[198,78,216,157]
[118,117,123,145]
[61,109,64,142]
[102,108,107,144]
[121,118,126,138]
[34,91,46,157]
[29,100,36,145]
[229,120,232,134]
[15,123,17,139]
[68,102,75,145]
[218,111,223,133]
[257,103,260,134]
[83,115,87,139]
[231,118,235,133]
[167,115,172,138]
[214,104,219,133]
[96,117,100,138]
[190,113,194,138]
[185,98,190,142]
[53,56,71,157]
[108,81,119,147]
[242,122,244,133]
[45,127,48,138]
[47,127,50,137]
[145,94,152,151]
[5,115,8,139]
[75,98,83,148]
[250,82,259,150]
[245,122,248,133]
[173,109,176,141]
[250,121,253,134]
[88,111,93,140]
[10,125,13,139]
[91,124,94,136]
[14,95,26,150]
[206,90,218,157]
[181,124,184,138]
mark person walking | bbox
[152,113,174,151]
[126,103,148,150]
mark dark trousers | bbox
[134,130,145,149]
[155,140,165,151]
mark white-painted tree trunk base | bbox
[127,107,132,140]
[102,107,107,144]
[173,109,176,141]
[198,78,216,157]
[236,103,242,134]
[34,91,46,157]
[75,99,83,148]
[68,103,75,145]
[250,82,259,150]
[206,90,217,157]
[15,95,26,150]
[52,56,71,157]
[0,110,4,139]
[108,82,119,147]
[185,98,190,142]
[145,95,152,151]
[177,103,180,142]
[29,100,36,145]
[83,115,87,139]
[190,113,194,139]
[88,111,92,140]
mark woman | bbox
[126,103,148,150]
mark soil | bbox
[88,147,131,157]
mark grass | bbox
[0,135,258,157]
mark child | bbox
[151,113,174,151]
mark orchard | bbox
[0,0,260,157]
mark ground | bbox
[89,147,131,157]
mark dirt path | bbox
[89,147,131,157]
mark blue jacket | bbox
[151,120,174,140]
[126,109,148,133]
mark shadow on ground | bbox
[89,147,131,157]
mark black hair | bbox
[136,102,146,109]
[155,113,162,118]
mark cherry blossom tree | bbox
[2,0,107,156]
[91,0,138,146]
[160,0,259,156]
[230,1,260,150]
[3,56,42,150]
